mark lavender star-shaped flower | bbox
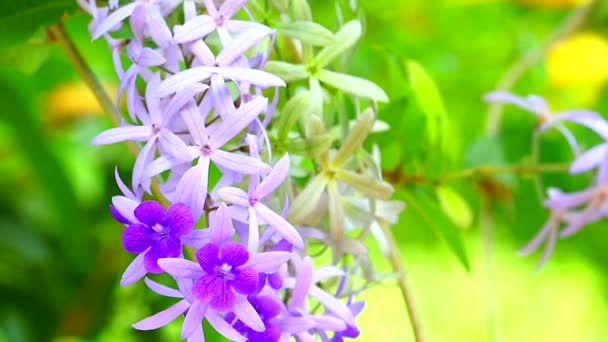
[122,200,194,274]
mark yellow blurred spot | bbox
[45,82,117,123]
[546,32,608,106]
[517,0,590,7]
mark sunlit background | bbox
[1,0,608,341]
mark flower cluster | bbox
[83,0,399,340]
[485,91,608,267]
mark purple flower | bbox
[192,242,259,311]
[231,296,282,342]
[122,201,194,274]
[218,154,304,250]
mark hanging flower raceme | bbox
[83,0,396,340]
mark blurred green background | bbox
[2,0,608,341]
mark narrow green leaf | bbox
[317,69,388,102]
[0,41,51,75]
[331,108,375,167]
[268,0,289,12]
[313,20,362,69]
[264,61,308,82]
[406,60,448,146]
[308,77,323,116]
[277,21,335,46]
[0,1,77,48]
[403,189,471,272]
[288,174,329,224]
[436,186,474,230]
[276,91,311,141]
[334,169,394,199]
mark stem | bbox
[49,23,168,205]
[485,1,596,136]
[380,221,426,342]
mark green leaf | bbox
[332,109,375,167]
[277,21,335,46]
[0,40,51,75]
[406,60,448,146]
[268,0,289,12]
[286,134,333,157]
[317,69,388,102]
[327,180,346,242]
[313,20,362,69]
[0,1,78,48]
[275,91,311,141]
[436,186,474,230]
[264,61,308,82]
[403,189,471,272]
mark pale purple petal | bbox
[255,154,290,199]
[181,299,208,339]
[233,296,265,332]
[174,158,211,221]
[144,277,184,298]
[309,285,355,325]
[132,137,157,190]
[181,102,210,147]
[143,154,188,180]
[206,310,246,342]
[187,325,205,342]
[313,266,345,283]
[279,316,316,334]
[120,250,148,286]
[146,6,173,48]
[247,207,259,252]
[133,299,190,330]
[217,187,250,207]
[134,200,165,226]
[536,223,558,270]
[483,91,545,114]
[289,256,313,309]
[164,84,209,122]
[210,150,272,175]
[189,40,217,66]
[311,315,347,332]
[218,0,247,18]
[211,67,285,88]
[245,251,291,273]
[210,203,234,245]
[209,74,235,120]
[216,25,272,66]
[209,97,268,148]
[570,143,608,174]
[182,229,212,248]
[129,3,146,42]
[158,258,205,278]
[159,131,191,160]
[551,110,608,140]
[138,47,166,67]
[92,2,138,39]
[555,124,580,155]
[518,220,554,256]
[114,168,137,199]
[158,67,215,97]
[201,0,218,16]
[91,125,152,145]
[254,203,303,248]
[174,15,216,43]
[112,195,139,223]
[544,188,593,210]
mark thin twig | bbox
[380,221,426,342]
[49,23,168,205]
[485,1,596,136]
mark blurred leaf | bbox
[436,185,474,230]
[0,69,85,264]
[406,60,448,147]
[276,90,311,141]
[403,189,471,272]
[317,69,389,102]
[0,1,77,48]
[277,21,335,46]
[332,108,375,167]
[291,0,313,20]
[465,135,515,187]
[0,40,51,75]
[335,169,394,199]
